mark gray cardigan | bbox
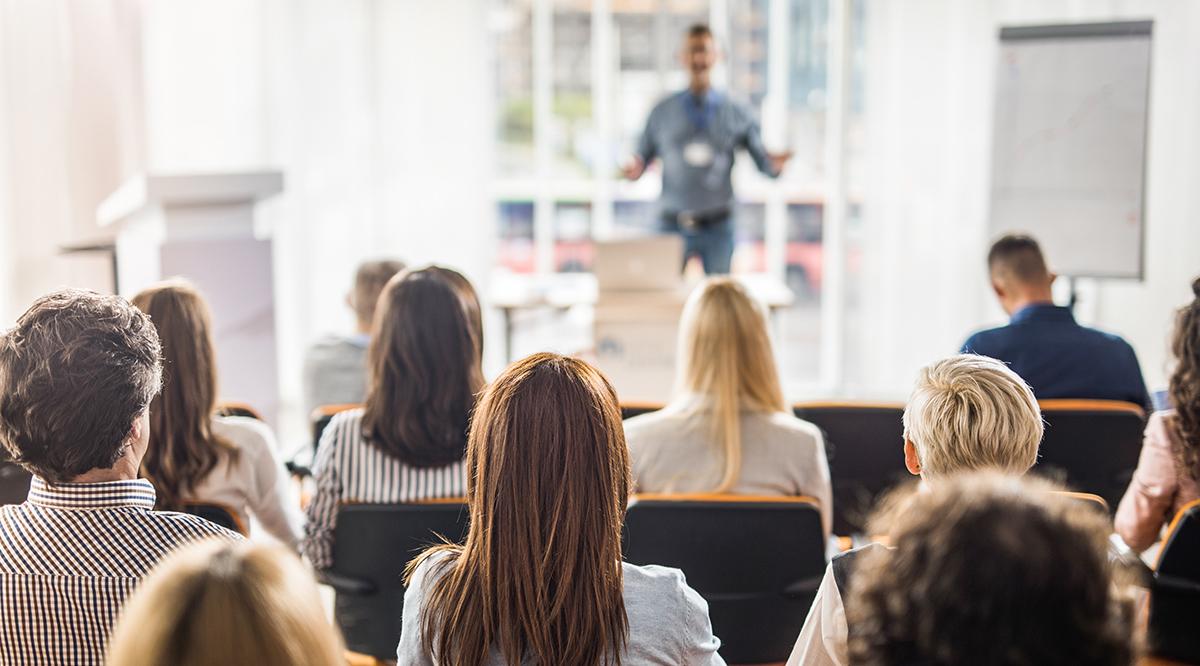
[396,554,726,665]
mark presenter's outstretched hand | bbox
[768,151,794,176]
[621,155,646,181]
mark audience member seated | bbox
[624,277,832,534]
[106,540,344,666]
[1116,277,1200,552]
[961,234,1151,411]
[302,258,405,416]
[787,354,1042,666]
[846,473,1132,666]
[132,281,303,546]
[303,266,483,570]
[398,353,724,665]
[0,290,238,664]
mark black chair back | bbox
[181,502,246,535]
[620,402,664,421]
[215,402,264,421]
[0,461,31,506]
[1035,400,1145,510]
[1149,500,1200,663]
[623,495,826,664]
[792,402,907,535]
[327,502,469,659]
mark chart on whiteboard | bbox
[989,23,1151,279]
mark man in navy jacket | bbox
[961,234,1152,413]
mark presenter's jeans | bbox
[661,215,734,275]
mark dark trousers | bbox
[660,213,734,275]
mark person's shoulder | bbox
[622,561,692,598]
[1077,322,1137,350]
[623,408,675,435]
[305,335,367,367]
[830,541,889,590]
[1147,409,1179,444]
[961,324,1012,354]
[212,415,274,449]
[762,410,824,441]
[720,92,756,115]
[321,408,366,445]
[149,509,244,542]
[407,548,458,593]
[650,91,686,114]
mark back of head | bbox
[132,280,234,509]
[362,267,484,467]
[426,265,484,361]
[415,352,630,665]
[1170,276,1200,481]
[0,289,161,483]
[847,473,1131,666]
[988,233,1050,288]
[106,540,345,666]
[903,354,1042,477]
[676,278,787,491]
[352,258,406,329]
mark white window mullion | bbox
[763,0,790,283]
[592,0,615,240]
[820,0,851,395]
[532,0,555,274]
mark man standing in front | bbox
[961,234,1152,412]
[0,289,239,665]
[624,23,792,275]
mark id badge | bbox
[683,140,715,167]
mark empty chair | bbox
[321,501,469,660]
[623,494,826,664]
[791,402,907,535]
[1149,499,1200,663]
[1036,399,1146,509]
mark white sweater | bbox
[183,415,304,548]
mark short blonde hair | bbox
[106,540,344,666]
[902,354,1042,477]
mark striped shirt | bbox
[0,476,239,665]
[302,408,467,570]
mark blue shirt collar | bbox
[1010,302,1076,325]
[27,476,157,510]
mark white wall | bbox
[0,0,144,323]
[847,0,1200,397]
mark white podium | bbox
[97,172,284,423]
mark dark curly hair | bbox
[1169,277,1200,481]
[846,473,1133,666]
[0,289,162,483]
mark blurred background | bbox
[1,0,1198,443]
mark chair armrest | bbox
[783,575,825,598]
[1154,574,1200,596]
[317,570,378,595]
[286,460,313,478]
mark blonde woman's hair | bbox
[903,354,1042,477]
[673,278,788,492]
[106,540,345,666]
